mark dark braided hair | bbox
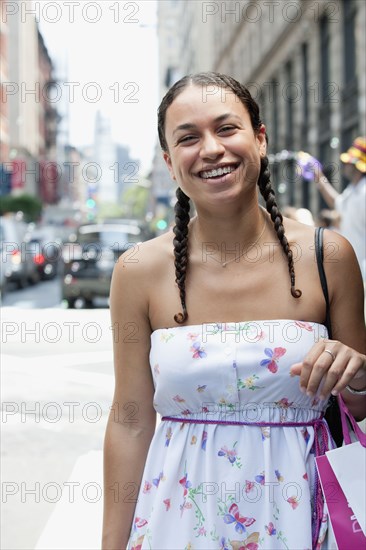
[157,72,302,323]
[172,187,190,323]
[258,156,302,299]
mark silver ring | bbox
[324,349,336,362]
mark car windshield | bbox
[77,225,140,249]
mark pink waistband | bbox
[161,415,324,427]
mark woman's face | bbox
[162,84,266,207]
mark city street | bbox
[2,276,63,309]
[1,305,114,549]
[1,276,109,309]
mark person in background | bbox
[317,209,341,232]
[282,206,315,226]
[314,137,366,280]
[293,207,315,226]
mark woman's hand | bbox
[290,339,366,400]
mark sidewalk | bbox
[35,451,103,550]
[1,308,114,550]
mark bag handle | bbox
[338,394,366,447]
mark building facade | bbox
[1,0,59,202]
[156,0,366,215]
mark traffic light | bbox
[156,219,168,231]
[86,198,96,209]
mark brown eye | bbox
[178,135,197,144]
[219,125,236,133]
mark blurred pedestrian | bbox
[318,209,341,232]
[282,205,315,226]
[293,207,315,226]
[314,137,366,280]
[102,73,366,550]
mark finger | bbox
[298,341,331,392]
[303,348,336,397]
[317,357,345,399]
[329,356,366,396]
[289,363,302,376]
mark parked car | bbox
[0,221,12,297]
[0,214,40,290]
[61,223,146,308]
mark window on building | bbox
[271,78,279,154]
[301,42,309,147]
[285,61,295,205]
[343,0,357,83]
[269,78,280,197]
[285,61,294,151]
[318,14,332,210]
[301,43,310,208]
[341,0,359,190]
[320,15,330,105]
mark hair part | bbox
[157,72,302,323]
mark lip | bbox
[197,162,241,181]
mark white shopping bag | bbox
[326,440,366,536]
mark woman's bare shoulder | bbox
[111,230,174,288]
[109,230,175,333]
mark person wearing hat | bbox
[314,137,366,281]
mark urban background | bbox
[1,1,366,548]
[1,1,366,245]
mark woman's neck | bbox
[190,203,269,248]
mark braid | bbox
[258,156,302,298]
[173,187,191,323]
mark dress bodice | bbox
[150,319,329,423]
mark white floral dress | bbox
[127,320,337,550]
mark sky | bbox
[38,1,159,176]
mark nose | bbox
[199,132,225,160]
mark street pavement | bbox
[1,307,114,549]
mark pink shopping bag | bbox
[315,396,366,550]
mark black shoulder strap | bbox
[315,227,343,447]
[315,227,332,339]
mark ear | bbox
[257,125,267,157]
[163,151,176,181]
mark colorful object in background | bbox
[340,137,366,173]
[296,151,323,181]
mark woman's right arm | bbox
[102,250,156,549]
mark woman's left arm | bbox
[291,230,366,421]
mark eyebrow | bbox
[172,113,242,136]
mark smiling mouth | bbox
[198,163,240,180]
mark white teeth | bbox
[200,165,237,178]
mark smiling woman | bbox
[102,72,366,550]
[158,75,301,324]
